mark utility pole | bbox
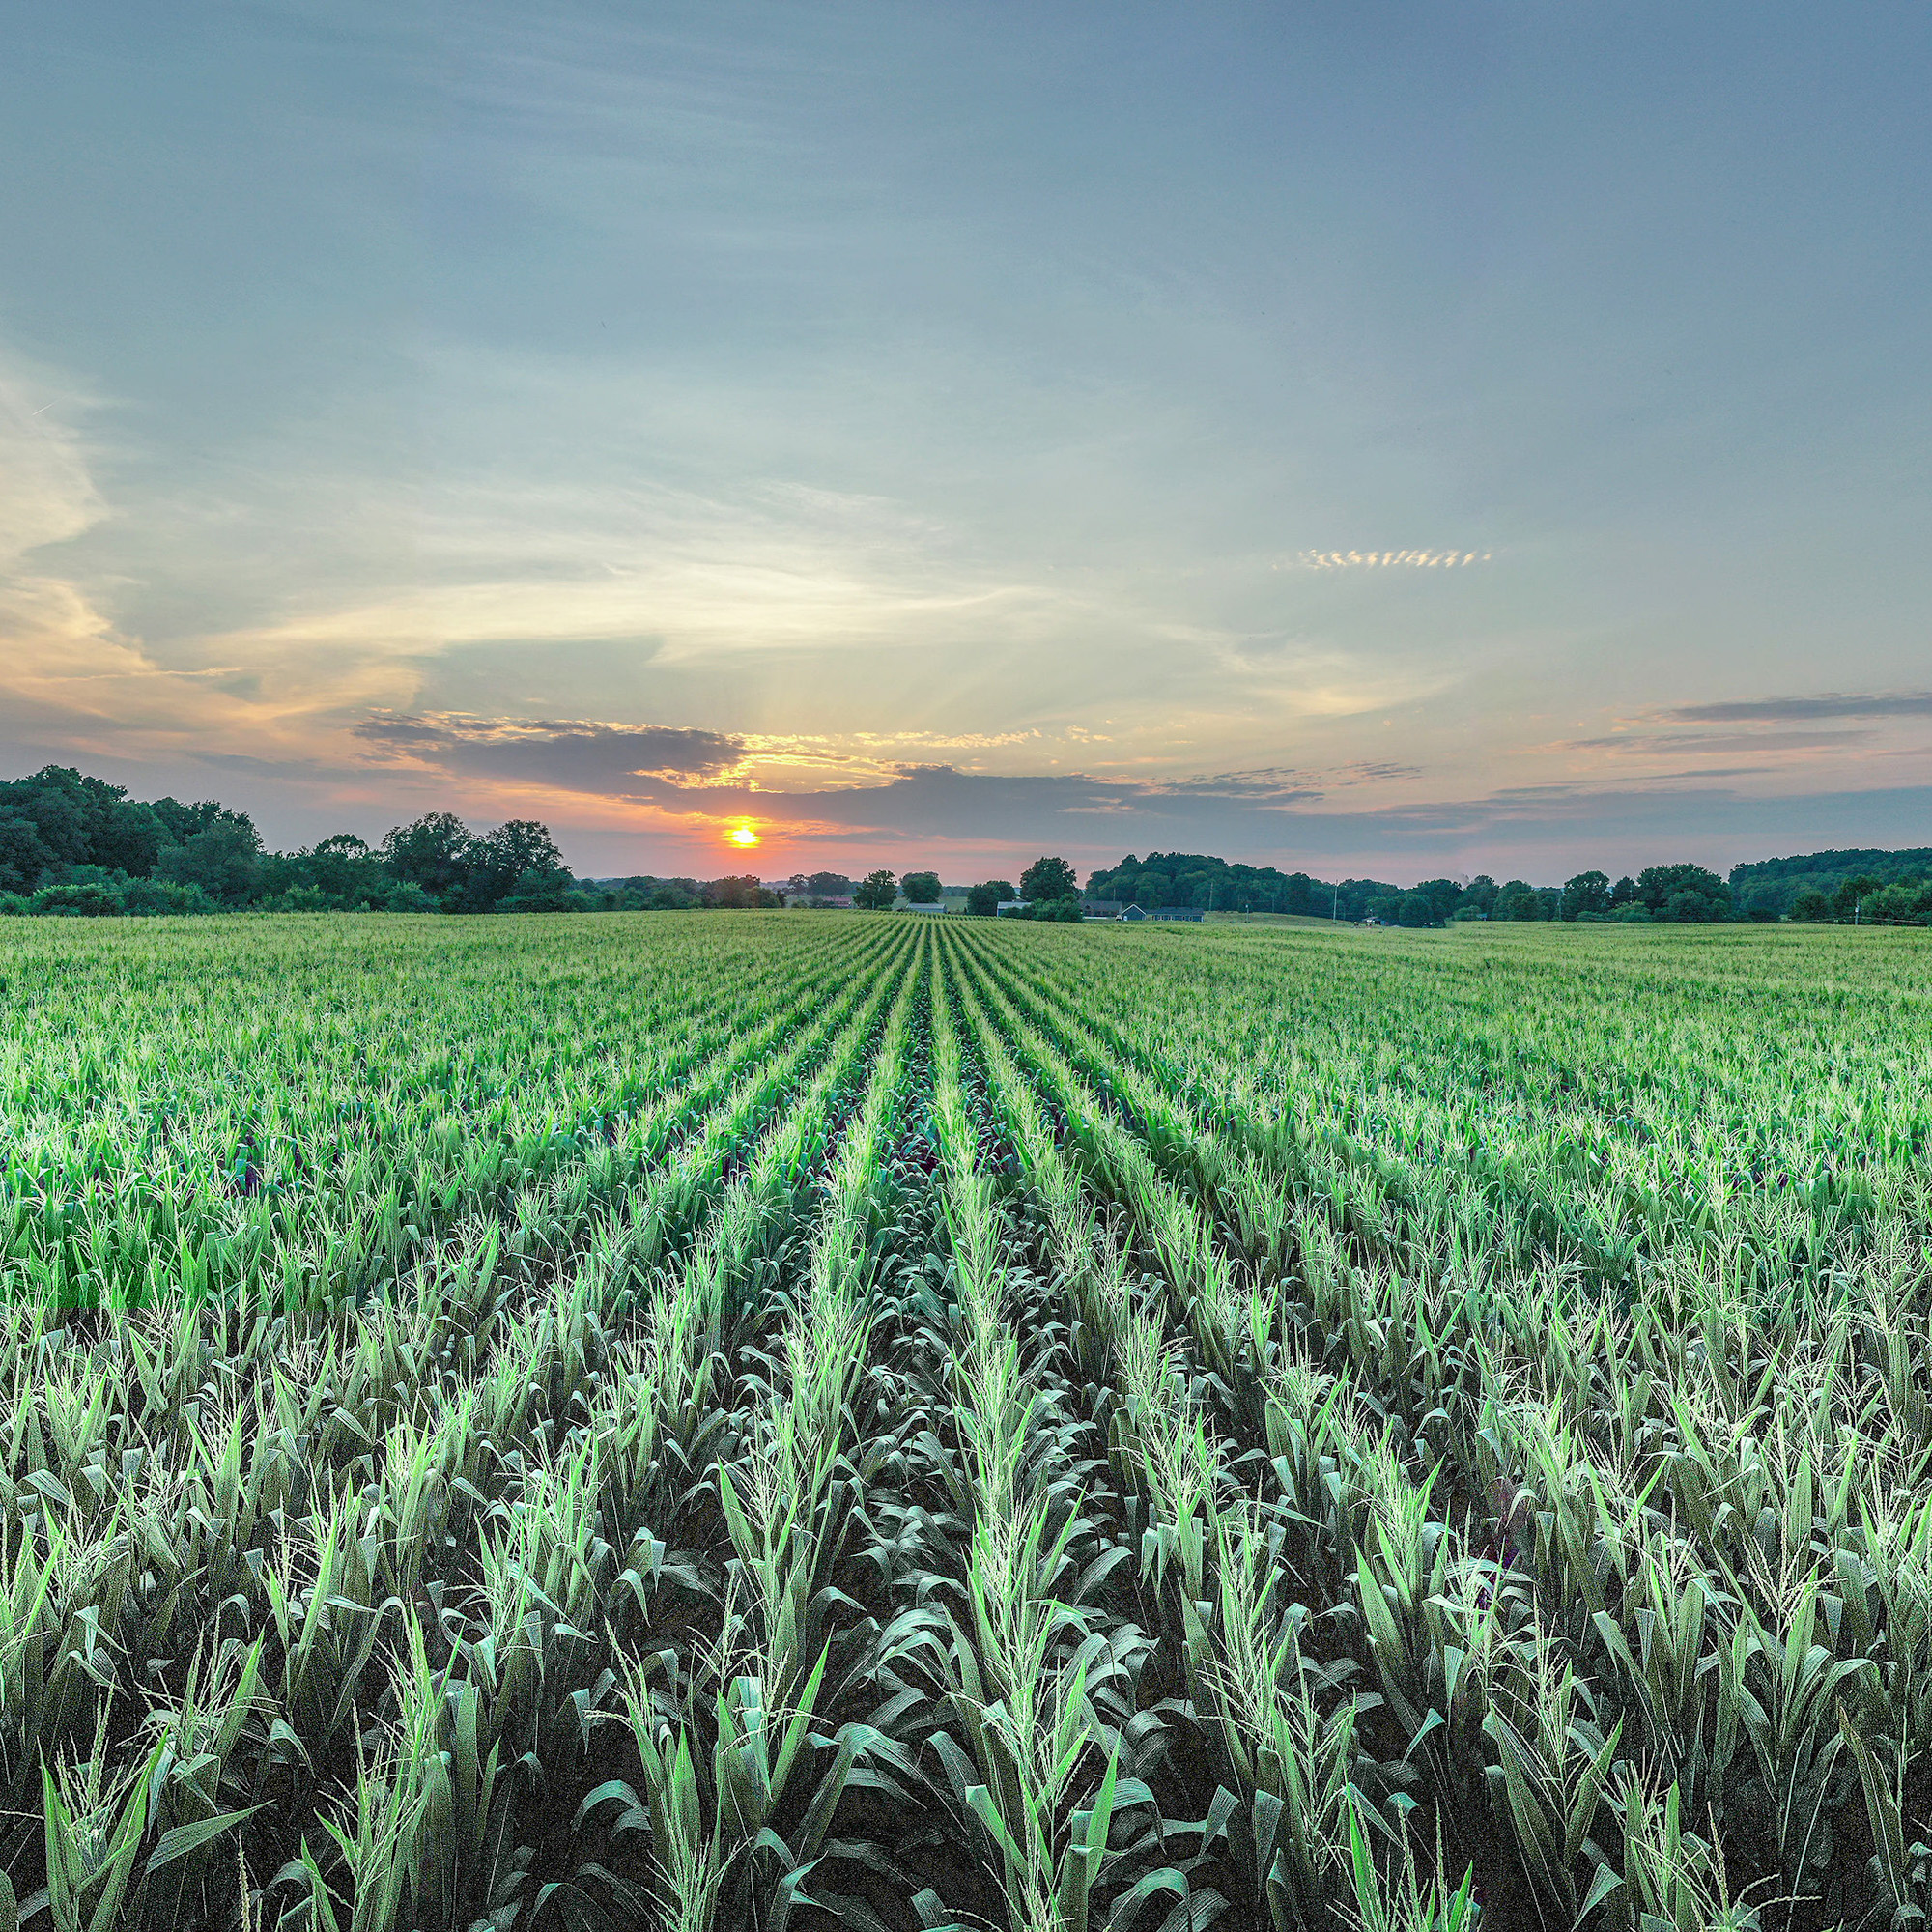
[1332,882,1341,922]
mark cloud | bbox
[1333,759,1424,784]
[0,357,203,744]
[1137,765,1321,800]
[1661,693,1932,723]
[354,714,748,790]
[1562,727,1872,754]
[1280,550,1494,571]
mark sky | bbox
[3,1,1930,886]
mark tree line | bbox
[1086,849,1932,925]
[1084,852,1747,924]
[0,766,784,917]
[5,763,1927,925]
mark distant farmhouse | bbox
[1112,903,1203,923]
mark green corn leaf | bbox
[146,1804,266,1874]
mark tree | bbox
[259,832,402,910]
[1412,878,1463,923]
[0,766,195,892]
[1790,887,1832,923]
[965,879,1013,917]
[151,797,227,845]
[901,870,942,904]
[1561,871,1611,920]
[1457,876,1498,918]
[0,815,53,895]
[807,871,853,897]
[1495,880,1543,921]
[382,813,473,906]
[1833,873,1885,921]
[1867,882,1925,923]
[853,869,897,911]
[463,820,570,912]
[1396,892,1440,927]
[499,865,578,913]
[155,813,263,904]
[1019,856,1079,903]
[1637,864,1730,922]
[96,801,171,877]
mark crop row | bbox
[0,911,1928,1931]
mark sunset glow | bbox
[726,824,760,849]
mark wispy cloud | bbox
[1661,693,1932,723]
[0,356,199,743]
[1280,550,1493,572]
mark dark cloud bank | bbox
[352,709,1932,876]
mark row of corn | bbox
[0,910,1928,1928]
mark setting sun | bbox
[726,824,760,848]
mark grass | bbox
[0,910,1926,1930]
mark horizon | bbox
[5,4,1931,882]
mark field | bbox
[1200,911,1347,928]
[2,912,1931,1932]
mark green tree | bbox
[155,813,263,904]
[1867,881,1926,923]
[1833,873,1885,920]
[1789,886,1832,922]
[381,813,473,906]
[900,870,942,903]
[0,815,53,895]
[1019,855,1078,902]
[964,879,1013,917]
[1396,892,1440,927]
[1561,870,1611,920]
[853,868,897,910]
[1638,863,1730,921]
[463,820,569,912]
[260,833,401,910]
[151,796,228,845]
[499,866,579,913]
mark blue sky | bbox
[3,1,1929,882]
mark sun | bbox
[726,823,760,849]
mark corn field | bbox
[2,910,1931,1932]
